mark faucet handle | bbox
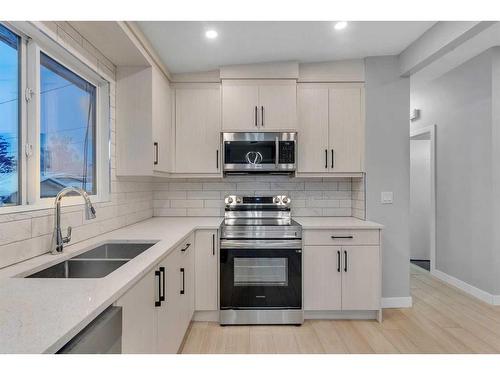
[63,226,72,244]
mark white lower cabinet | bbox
[194,230,218,311]
[115,234,194,354]
[303,229,381,316]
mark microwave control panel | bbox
[279,141,295,164]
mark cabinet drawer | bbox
[304,229,379,246]
[176,233,195,254]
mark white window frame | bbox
[0,22,110,213]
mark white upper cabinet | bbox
[297,83,364,175]
[174,84,221,175]
[329,87,364,173]
[297,86,329,173]
[116,66,172,176]
[222,80,297,131]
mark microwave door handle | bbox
[275,136,279,168]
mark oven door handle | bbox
[220,239,303,249]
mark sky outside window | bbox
[0,24,20,206]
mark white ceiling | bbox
[137,21,435,74]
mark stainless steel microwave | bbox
[222,132,297,174]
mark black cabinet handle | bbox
[180,268,185,295]
[212,233,215,256]
[155,270,161,307]
[331,149,334,169]
[344,250,348,273]
[325,149,328,169]
[181,243,191,252]
[153,142,159,165]
[216,150,219,169]
[331,235,354,239]
[255,106,258,127]
[337,251,341,273]
[261,106,264,127]
[159,267,166,302]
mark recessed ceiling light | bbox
[334,21,348,31]
[205,30,218,39]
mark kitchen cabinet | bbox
[174,84,221,175]
[222,80,297,131]
[303,245,342,310]
[297,83,364,174]
[303,229,381,318]
[194,230,218,311]
[116,66,172,176]
[114,268,157,353]
[116,234,195,354]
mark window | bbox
[0,24,20,206]
[40,53,97,198]
[0,22,110,211]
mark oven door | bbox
[220,241,302,310]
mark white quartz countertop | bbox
[0,217,222,354]
[0,215,382,354]
[294,216,383,229]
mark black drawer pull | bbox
[212,234,215,256]
[181,243,191,252]
[344,250,348,273]
[159,267,166,302]
[337,250,341,273]
[180,268,185,295]
[331,236,354,239]
[153,142,159,165]
[155,270,161,307]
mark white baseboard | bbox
[381,297,413,308]
[304,310,378,320]
[431,269,500,306]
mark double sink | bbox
[26,242,155,279]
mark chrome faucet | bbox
[51,187,96,254]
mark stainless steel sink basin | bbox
[25,242,155,279]
[72,242,153,260]
[27,259,128,279]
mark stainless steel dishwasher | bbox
[57,306,122,354]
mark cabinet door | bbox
[303,246,342,310]
[195,230,218,311]
[152,67,171,173]
[222,82,259,130]
[114,269,157,353]
[175,86,221,174]
[156,251,183,353]
[329,87,364,172]
[258,81,297,130]
[258,80,297,130]
[297,86,329,173]
[341,246,380,310]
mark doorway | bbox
[410,125,436,272]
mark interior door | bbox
[303,246,342,310]
[222,82,259,130]
[175,85,221,174]
[341,246,380,310]
[258,81,297,130]
[297,86,329,173]
[329,87,364,172]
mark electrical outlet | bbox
[381,192,393,204]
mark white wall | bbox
[410,139,431,260]
[411,49,496,294]
[365,56,411,301]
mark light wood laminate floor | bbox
[181,265,500,354]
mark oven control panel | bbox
[225,195,291,208]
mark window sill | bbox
[0,195,110,216]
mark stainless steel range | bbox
[219,195,303,325]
